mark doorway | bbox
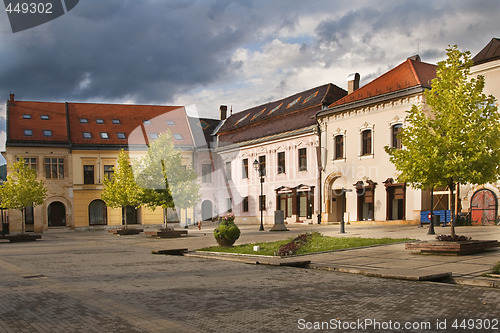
[48,201,66,227]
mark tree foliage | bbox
[134,131,200,212]
[101,151,144,228]
[101,150,144,209]
[385,45,500,235]
[0,159,47,233]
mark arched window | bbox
[89,199,107,225]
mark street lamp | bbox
[253,159,265,231]
[340,188,352,234]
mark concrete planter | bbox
[405,240,499,255]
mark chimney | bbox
[347,73,360,94]
[407,55,421,62]
[219,105,228,120]
[9,93,14,104]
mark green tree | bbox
[134,132,200,228]
[385,45,500,237]
[0,158,47,233]
[101,150,144,229]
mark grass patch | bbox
[491,262,500,275]
[198,232,412,256]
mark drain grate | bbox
[22,274,46,279]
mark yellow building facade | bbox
[4,95,209,232]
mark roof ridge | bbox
[407,59,421,85]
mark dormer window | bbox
[100,132,109,139]
[80,118,88,123]
[41,115,49,120]
[117,132,126,139]
[43,130,52,137]
[96,119,104,124]
[112,119,120,124]
[83,132,92,139]
[23,114,31,119]
[24,129,33,136]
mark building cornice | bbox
[316,85,427,118]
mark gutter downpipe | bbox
[315,113,322,224]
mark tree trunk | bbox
[124,206,128,229]
[21,208,25,234]
[449,182,456,237]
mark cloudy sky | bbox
[0,0,499,158]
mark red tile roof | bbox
[472,38,500,65]
[7,98,196,149]
[218,83,346,145]
[7,101,69,143]
[328,58,436,108]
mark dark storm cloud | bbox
[0,0,255,104]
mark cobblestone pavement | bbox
[0,230,499,332]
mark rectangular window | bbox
[149,133,158,140]
[117,132,126,139]
[112,119,120,124]
[83,165,95,184]
[45,158,64,179]
[392,124,402,149]
[96,119,104,124]
[143,120,152,125]
[202,164,212,183]
[259,195,266,211]
[100,132,109,139]
[24,129,33,136]
[41,115,49,120]
[242,197,249,212]
[104,165,114,181]
[80,118,88,123]
[83,132,92,139]
[43,130,52,137]
[173,134,183,140]
[23,114,31,119]
[259,155,266,177]
[167,120,175,125]
[18,157,37,171]
[277,151,285,174]
[242,159,248,179]
[362,130,372,155]
[298,148,307,171]
[334,135,344,159]
[225,161,232,181]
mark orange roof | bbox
[328,58,436,108]
[7,98,195,149]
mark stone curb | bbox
[184,251,500,288]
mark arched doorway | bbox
[470,189,498,225]
[201,200,213,221]
[89,199,107,225]
[48,201,66,227]
[324,172,345,223]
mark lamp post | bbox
[253,159,265,231]
[340,188,352,234]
